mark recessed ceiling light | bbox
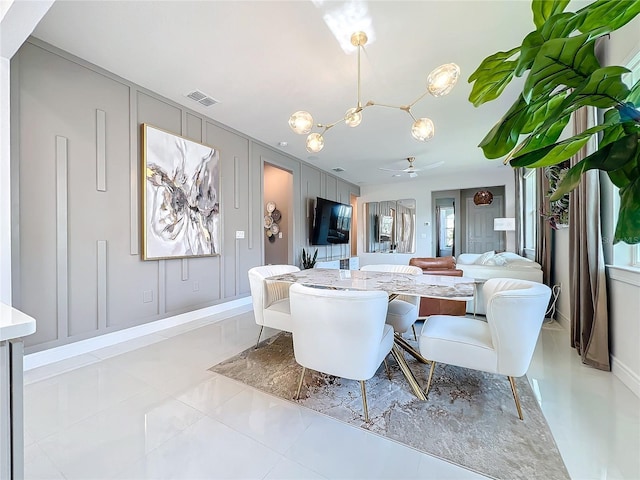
[278,141,288,147]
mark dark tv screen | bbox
[311,197,352,245]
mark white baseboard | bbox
[24,297,252,371]
[555,310,570,330]
[551,311,639,398]
[611,355,640,399]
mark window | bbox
[438,207,455,249]
[610,50,640,267]
[523,169,537,256]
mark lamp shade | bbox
[494,218,516,231]
[473,190,493,206]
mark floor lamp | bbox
[494,217,516,252]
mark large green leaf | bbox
[468,47,520,107]
[628,79,640,106]
[478,95,534,158]
[522,33,602,103]
[615,176,640,244]
[512,114,571,159]
[516,11,590,78]
[580,0,640,33]
[515,31,545,77]
[550,133,639,200]
[607,150,639,189]
[521,92,568,134]
[540,11,587,40]
[532,0,571,28]
[600,120,640,149]
[560,66,631,110]
[510,124,608,168]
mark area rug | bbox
[210,333,569,480]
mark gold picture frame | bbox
[141,123,220,260]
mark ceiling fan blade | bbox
[379,160,443,175]
[413,161,444,172]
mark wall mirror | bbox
[364,199,416,253]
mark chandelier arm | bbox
[317,121,340,132]
[367,101,404,110]
[407,89,431,108]
[356,45,363,109]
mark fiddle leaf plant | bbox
[469,0,640,243]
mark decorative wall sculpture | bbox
[264,201,281,242]
[141,124,220,259]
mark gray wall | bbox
[263,163,293,265]
[11,39,359,353]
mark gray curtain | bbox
[514,167,524,256]
[535,169,552,287]
[569,106,610,371]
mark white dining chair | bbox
[419,278,551,420]
[289,283,394,422]
[360,264,423,340]
[248,264,300,348]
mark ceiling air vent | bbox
[185,90,219,107]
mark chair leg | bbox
[425,361,436,396]
[411,324,418,341]
[360,380,369,423]
[294,367,306,400]
[383,358,392,380]
[254,325,264,349]
[508,376,524,420]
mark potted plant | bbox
[468,0,640,244]
[301,248,318,269]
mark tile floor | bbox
[22,307,640,480]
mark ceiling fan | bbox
[379,157,444,178]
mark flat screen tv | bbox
[311,197,352,245]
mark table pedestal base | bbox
[389,343,426,401]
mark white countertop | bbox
[0,303,36,341]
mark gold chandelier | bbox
[288,31,460,153]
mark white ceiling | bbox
[31,0,538,186]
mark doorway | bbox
[263,163,293,265]
[350,194,358,257]
[433,186,505,256]
[435,199,455,257]
[464,194,504,253]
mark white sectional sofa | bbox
[456,252,543,315]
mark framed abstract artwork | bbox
[141,124,220,260]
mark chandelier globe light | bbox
[306,133,325,154]
[411,118,435,142]
[344,107,362,128]
[288,31,459,154]
[427,63,461,97]
[289,111,314,135]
